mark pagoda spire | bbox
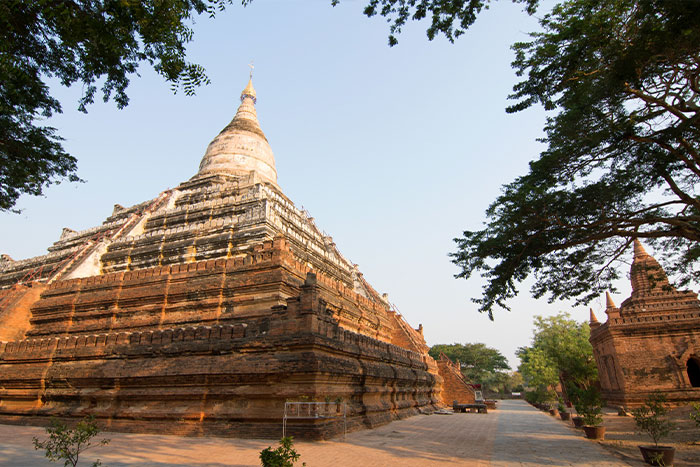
[241,78,256,103]
[241,61,256,102]
[589,307,601,329]
[605,291,621,319]
[194,76,277,185]
[633,238,648,258]
[630,239,671,295]
[606,291,616,309]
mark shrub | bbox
[33,415,110,467]
[524,386,555,406]
[690,402,700,429]
[572,386,603,426]
[260,436,306,467]
[579,404,603,426]
[633,393,674,447]
[524,390,539,405]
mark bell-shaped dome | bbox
[195,79,277,185]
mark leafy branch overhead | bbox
[352,0,700,317]
[1,0,231,212]
[342,0,539,46]
[450,0,700,317]
[5,0,699,319]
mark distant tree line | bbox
[428,342,523,394]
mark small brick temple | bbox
[590,239,700,407]
[0,80,475,438]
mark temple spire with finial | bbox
[606,291,616,309]
[194,71,277,185]
[241,61,256,103]
[589,307,601,328]
[605,291,620,319]
[630,239,672,295]
[633,238,649,259]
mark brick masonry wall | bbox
[0,238,441,438]
[589,244,700,407]
[591,318,700,406]
[436,355,476,406]
[0,284,46,341]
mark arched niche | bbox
[687,357,700,388]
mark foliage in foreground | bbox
[571,386,603,427]
[633,393,675,447]
[32,415,110,467]
[260,436,306,467]
[1,0,231,212]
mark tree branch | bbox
[625,83,690,123]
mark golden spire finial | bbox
[240,63,257,103]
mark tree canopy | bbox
[1,0,231,212]
[355,0,700,317]
[355,0,538,46]
[7,0,699,316]
[490,370,524,395]
[517,346,559,390]
[347,0,697,318]
[517,312,598,395]
[450,0,700,317]
[429,342,510,384]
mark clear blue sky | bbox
[1,0,633,369]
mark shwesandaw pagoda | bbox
[0,78,475,438]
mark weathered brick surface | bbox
[0,284,46,341]
[436,353,476,405]
[590,240,700,406]
[0,248,441,438]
